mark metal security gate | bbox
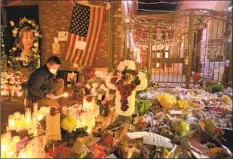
[124,9,232,88]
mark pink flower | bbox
[216,127,223,134]
[75,82,84,87]
[101,100,107,105]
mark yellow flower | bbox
[178,99,189,109]
[10,21,15,27]
[12,29,18,35]
[61,114,77,133]
[28,20,31,24]
[33,42,39,48]
[34,32,39,37]
[221,95,232,105]
[157,93,177,109]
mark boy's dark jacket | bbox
[28,65,56,101]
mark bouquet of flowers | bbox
[1,71,24,97]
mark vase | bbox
[115,90,136,116]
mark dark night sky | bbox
[138,0,180,12]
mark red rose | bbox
[111,77,117,84]
[193,72,201,81]
[86,96,92,102]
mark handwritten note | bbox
[143,132,174,149]
[75,40,87,50]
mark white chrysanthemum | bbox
[34,32,39,37]
[33,42,39,48]
[117,61,126,72]
[95,71,104,78]
[136,71,148,91]
[92,82,99,88]
[86,83,92,89]
[12,29,18,35]
[100,84,106,90]
[124,60,136,70]
[97,94,103,100]
[91,88,97,96]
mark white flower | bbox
[100,84,106,90]
[124,60,136,70]
[33,42,39,48]
[12,29,18,35]
[12,47,17,51]
[91,88,97,96]
[97,94,103,100]
[34,32,39,37]
[10,21,15,26]
[31,48,38,53]
[1,44,5,47]
[136,71,148,91]
[92,82,99,88]
[86,83,92,89]
[95,71,104,78]
[117,61,126,72]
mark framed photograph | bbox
[67,72,78,82]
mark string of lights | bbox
[138,1,183,5]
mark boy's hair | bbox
[46,56,61,65]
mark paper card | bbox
[126,131,149,140]
[142,132,174,149]
[52,43,60,54]
[107,153,118,159]
[169,110,183,115]
[75,40,87,50]
[54,37,59,43]
[191,150,209,158]
[46,113,61,140]
[58,31,68,41]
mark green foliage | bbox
[135,98,152,115]
[211,84,224,93]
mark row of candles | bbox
[2,93,100,158]
[1,104,50,158]
[7,104,49,132]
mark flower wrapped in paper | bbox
[157,93,177,109]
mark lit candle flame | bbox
[56,92,69,99]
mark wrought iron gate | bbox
[124,9,232,88]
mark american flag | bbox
[64,3,104,67]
